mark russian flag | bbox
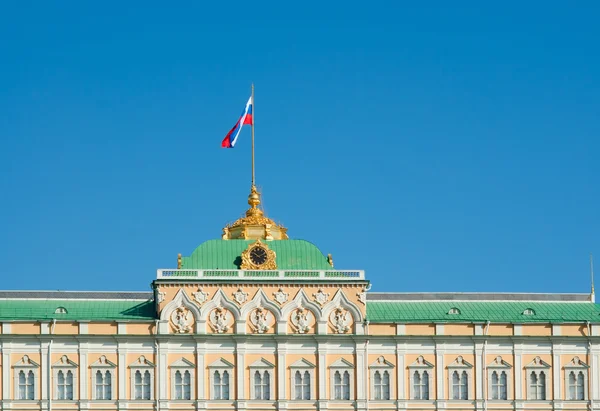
[221,96,253,148]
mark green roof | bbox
[366,301,600,323]
[0,299,156,321]
[181,239,332,270]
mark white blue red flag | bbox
[221,96,253,148]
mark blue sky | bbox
[0,2,598,293]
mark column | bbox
[552,347,561,400]
[277,342,287,401]
[514,347,523,404]
[41,341,49,409]
[158,341,168,407]
[355,340,367,411]
[196,340,206,404]
[475,342,483,400]
[396,343,405,400]
[236,338,247,410]
[117,346,127,404]
[79,345,88,404]
[317,341,327,407]
[435,348,444,401]
[2,345,11,401]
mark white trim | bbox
[129,356,155,401]
[290,358,315,401]
[52,355,78,401]
[564,356,589,401]
[249,358,275,400]
[13,355,39,401]
[447,356,473,400]
[208,358,233,400]
[370,356,394,400]
[408,356,433,400]
[329,358,355,401]
[487,356,512,401]
[170,358,195,401]
[525,357,550,400]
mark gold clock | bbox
[241,239,277,270]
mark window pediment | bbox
[409,355,434,368]
[369,355,394,368]
[14,355,39,368]
[448,356,473,368]
[129,355,155,368]
[564,356,589,369]
[525,356,550,368]
[290,358,316,368]
[487,355,512,368]
[90,355,116,368]
[329,358,353,369]
[249,357,275,368]
[208,357,234,368]
[52,355,78,368]
[170,358,195,368]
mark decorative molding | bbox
[192,287,210,305]
[409,355,434,368]
[487,355,512,368]
[312,288,330,306]
[290,306,312,334]
[330,306,351,334]
[209,306,231,333]
[525,356,551,368]
[273,288,289,305]
[171,306,193,333]
[369,356,395,368]
[233,287,249,305]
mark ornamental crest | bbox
[273,288,289,305]
[192,288,209,305]
[313,288,330,306]
[330,306,350,334]
[171,306,193,333]
[233,288,249,305]
[249,305,272,334]
[209,306,230,333]
[291,305,312,334]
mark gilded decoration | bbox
[209,306,230,333]
[240,239,277,270]
[222,185,289,240]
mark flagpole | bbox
[251,83,255,187]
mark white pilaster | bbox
[79,346,88,400]
[277,342,287,400]
[41,342,49,402]
[356,341,367,401]
[552,347,561,400]
[317,342,327,401]
[2,345,11,401]
[514,348,523,400]
[396,343,405,400]
[475,342,483,400]
[436,347,444,400]
[158,342,168,401]
[196,341,206,402]
[236,339,246,401]
[117,347,127,402]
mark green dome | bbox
[181,239,332,270]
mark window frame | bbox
[409,355,433,400]
[289,358,316,401]
[208,358,234,401]
[487,356,512,401]
[369,356,395,401]
[329,358,354,401]
[52,355,78,401]
[447,356,473,401]
[564,356,589,401]
[248,358,275,401]
[13,355,39,401]
[525,356,550,401]
[90,355,116,401]
[129,355,155,401]
[170,358,195,401]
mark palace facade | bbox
[0,185,599,411]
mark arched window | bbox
[568,370,585,400]
[18,370,35,400]
[490,370,507,400]
[174,370,192,400]
[413,370,429,400]
[448,307,461,315]
[212,370,230,400]
[529,371,546,400]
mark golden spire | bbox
[222,185,288,240]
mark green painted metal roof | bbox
[366,301,600,323]
[181,239,332,270]
[0,299,156,321]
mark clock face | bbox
[249,246,268,266]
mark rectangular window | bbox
[213,370,230,400]
[333,370,351,400]
[134,370,152,400]
[451,370,468,400]
[56,370,74,400]
[567,371,585,400]
[18,370,35,400]
[95,370,112,400]
[529,371,546,400]
[294,370,311,400]
[253,370,270,400]
[413,370,429,400]
[374,370,391,400]
[174,370,192,400]
[490,371,507,400]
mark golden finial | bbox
[327,253,334,267]
[221,185,288,240]
[177,253,182,269]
